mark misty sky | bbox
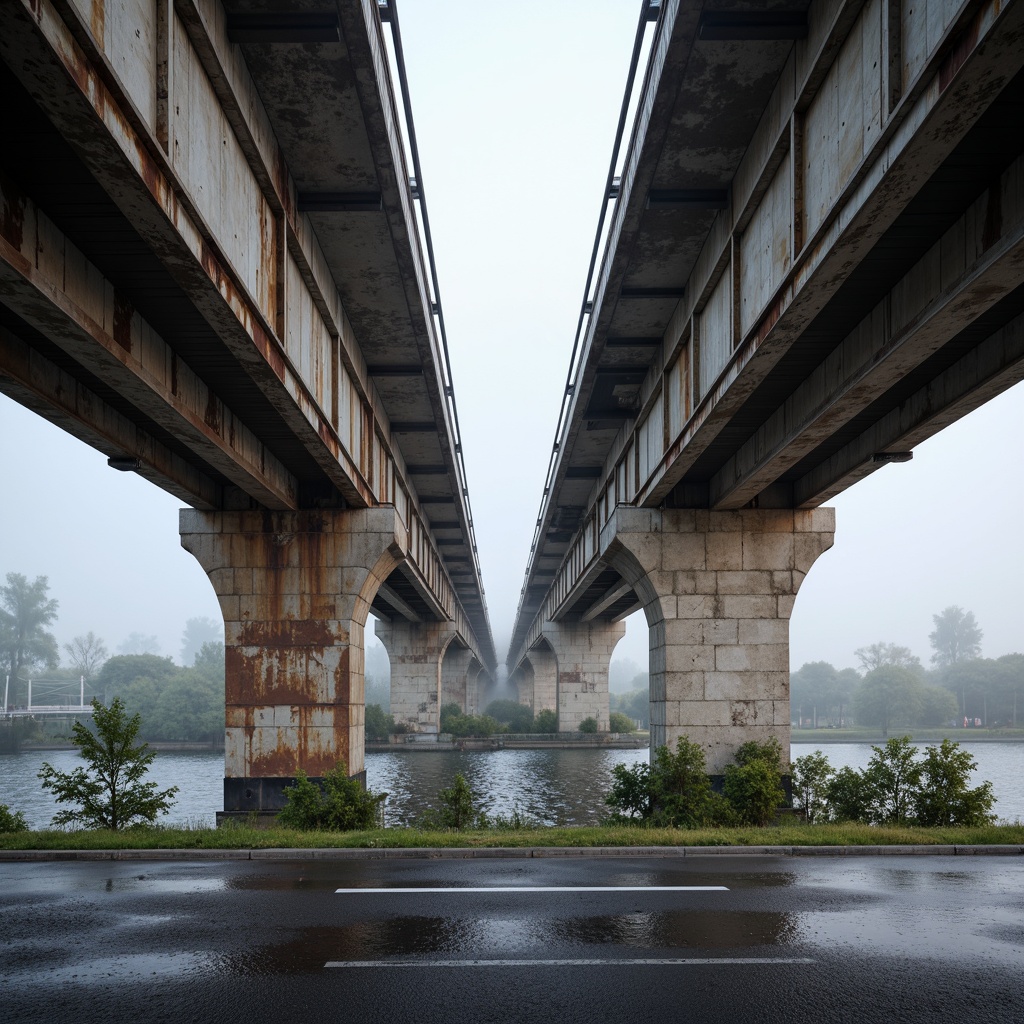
[1,1,1021,677]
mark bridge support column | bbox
[180,508,403,816]
[375,620,456,735]
[604,508,834,774]
[523,645,558,714]
[441,644,473,713]
[541,620,625,733]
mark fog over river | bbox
[2,743,1020,830]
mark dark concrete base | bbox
[223,771,368,813]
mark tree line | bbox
[793,607,1024,733]
[1,571,224,743]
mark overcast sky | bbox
[1,0,1021,677]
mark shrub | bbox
[825,766,873,822]
[0,803,28,832]
[915,738,996,826]
[579,717,599,734]
[649,737,728,827]
[606,760,653,821]
[277,763,387,830]
[445,712,503,737]
[534,708,558,733]
[421,772,488,830]
[38,698,178,830]
[792,750,834,824]
[723,739,786,826]
[484,699,535,733]
[863,736,922,825]
[608,711,635,733]
[365,703,395,741]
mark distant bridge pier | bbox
[537,620,626,734]
[181,507,406,816]
[603,508,835,774]
[375,619,462,736]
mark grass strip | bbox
[1,822,1022,851]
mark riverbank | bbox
[792,729,1024,743]
[367,732,648,752]
[18,741,225,753]
[1,821,1022,853]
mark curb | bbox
[0,844,1021,862]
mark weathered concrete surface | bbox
[603,507,835,772]
[181,507,405,810]
[538,619,626,734]
[375,619,460,735]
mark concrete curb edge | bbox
[0,844,1022,862]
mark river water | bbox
[1,742,1020,829]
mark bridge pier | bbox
[540,620,625,733]
[374,619,457,736]
[516,643,557,717]
[604,507,834,774]
[180,508,403,816]
[440,643,473,713]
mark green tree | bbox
[606,760,653,821]
[277,763,386,830]
[609,711,635,733]
[424,772,487,830]
[534,708,558,733]
[792,750,834,824]
[0,573,59,705]
[918,685,959,727]
[365,703,395,741]
[63,632,108,682]
[915,739,996,826]
[854,642,922,674]
[0,804,28,832]
[38,698,178,830]
[723,738,786,826]
[929,606,982,668]
[649,738,725,827]
[862,736,922,825]
[578,716,598,734]
[180,617,222,666]
[484,699,534,733]
[791,661,840,726]
[853,665,923,736]
[825,766,872,822]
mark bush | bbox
[534,708,558,733]
[484,699,534,733]
[792,750,834,824]
[38,698,178,830]
[650,737,728,827]
[915,738,996,826]
[608,711,635,733]
[723,738,786,826]
[606,761,653,821]
[421,772,488,830]
[825,766,873,822]
[277,763,387,830]
[0,804,28,832]
[863,736,922,825]
[444,712,503,737]
[365,703,395,741]
[579,717,598,734]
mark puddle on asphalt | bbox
[3,951,207,986]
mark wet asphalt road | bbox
[2,854,1023,1023]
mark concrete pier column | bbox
[441,643,473,712]
[524,642,558,715]
[180,508,404,815]
[604,507,835,774]
[541,620,626,733]
[375,619,456,735]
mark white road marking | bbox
[325,958,814,968]
[334,885,730,893]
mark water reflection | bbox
[553,910,799,949]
